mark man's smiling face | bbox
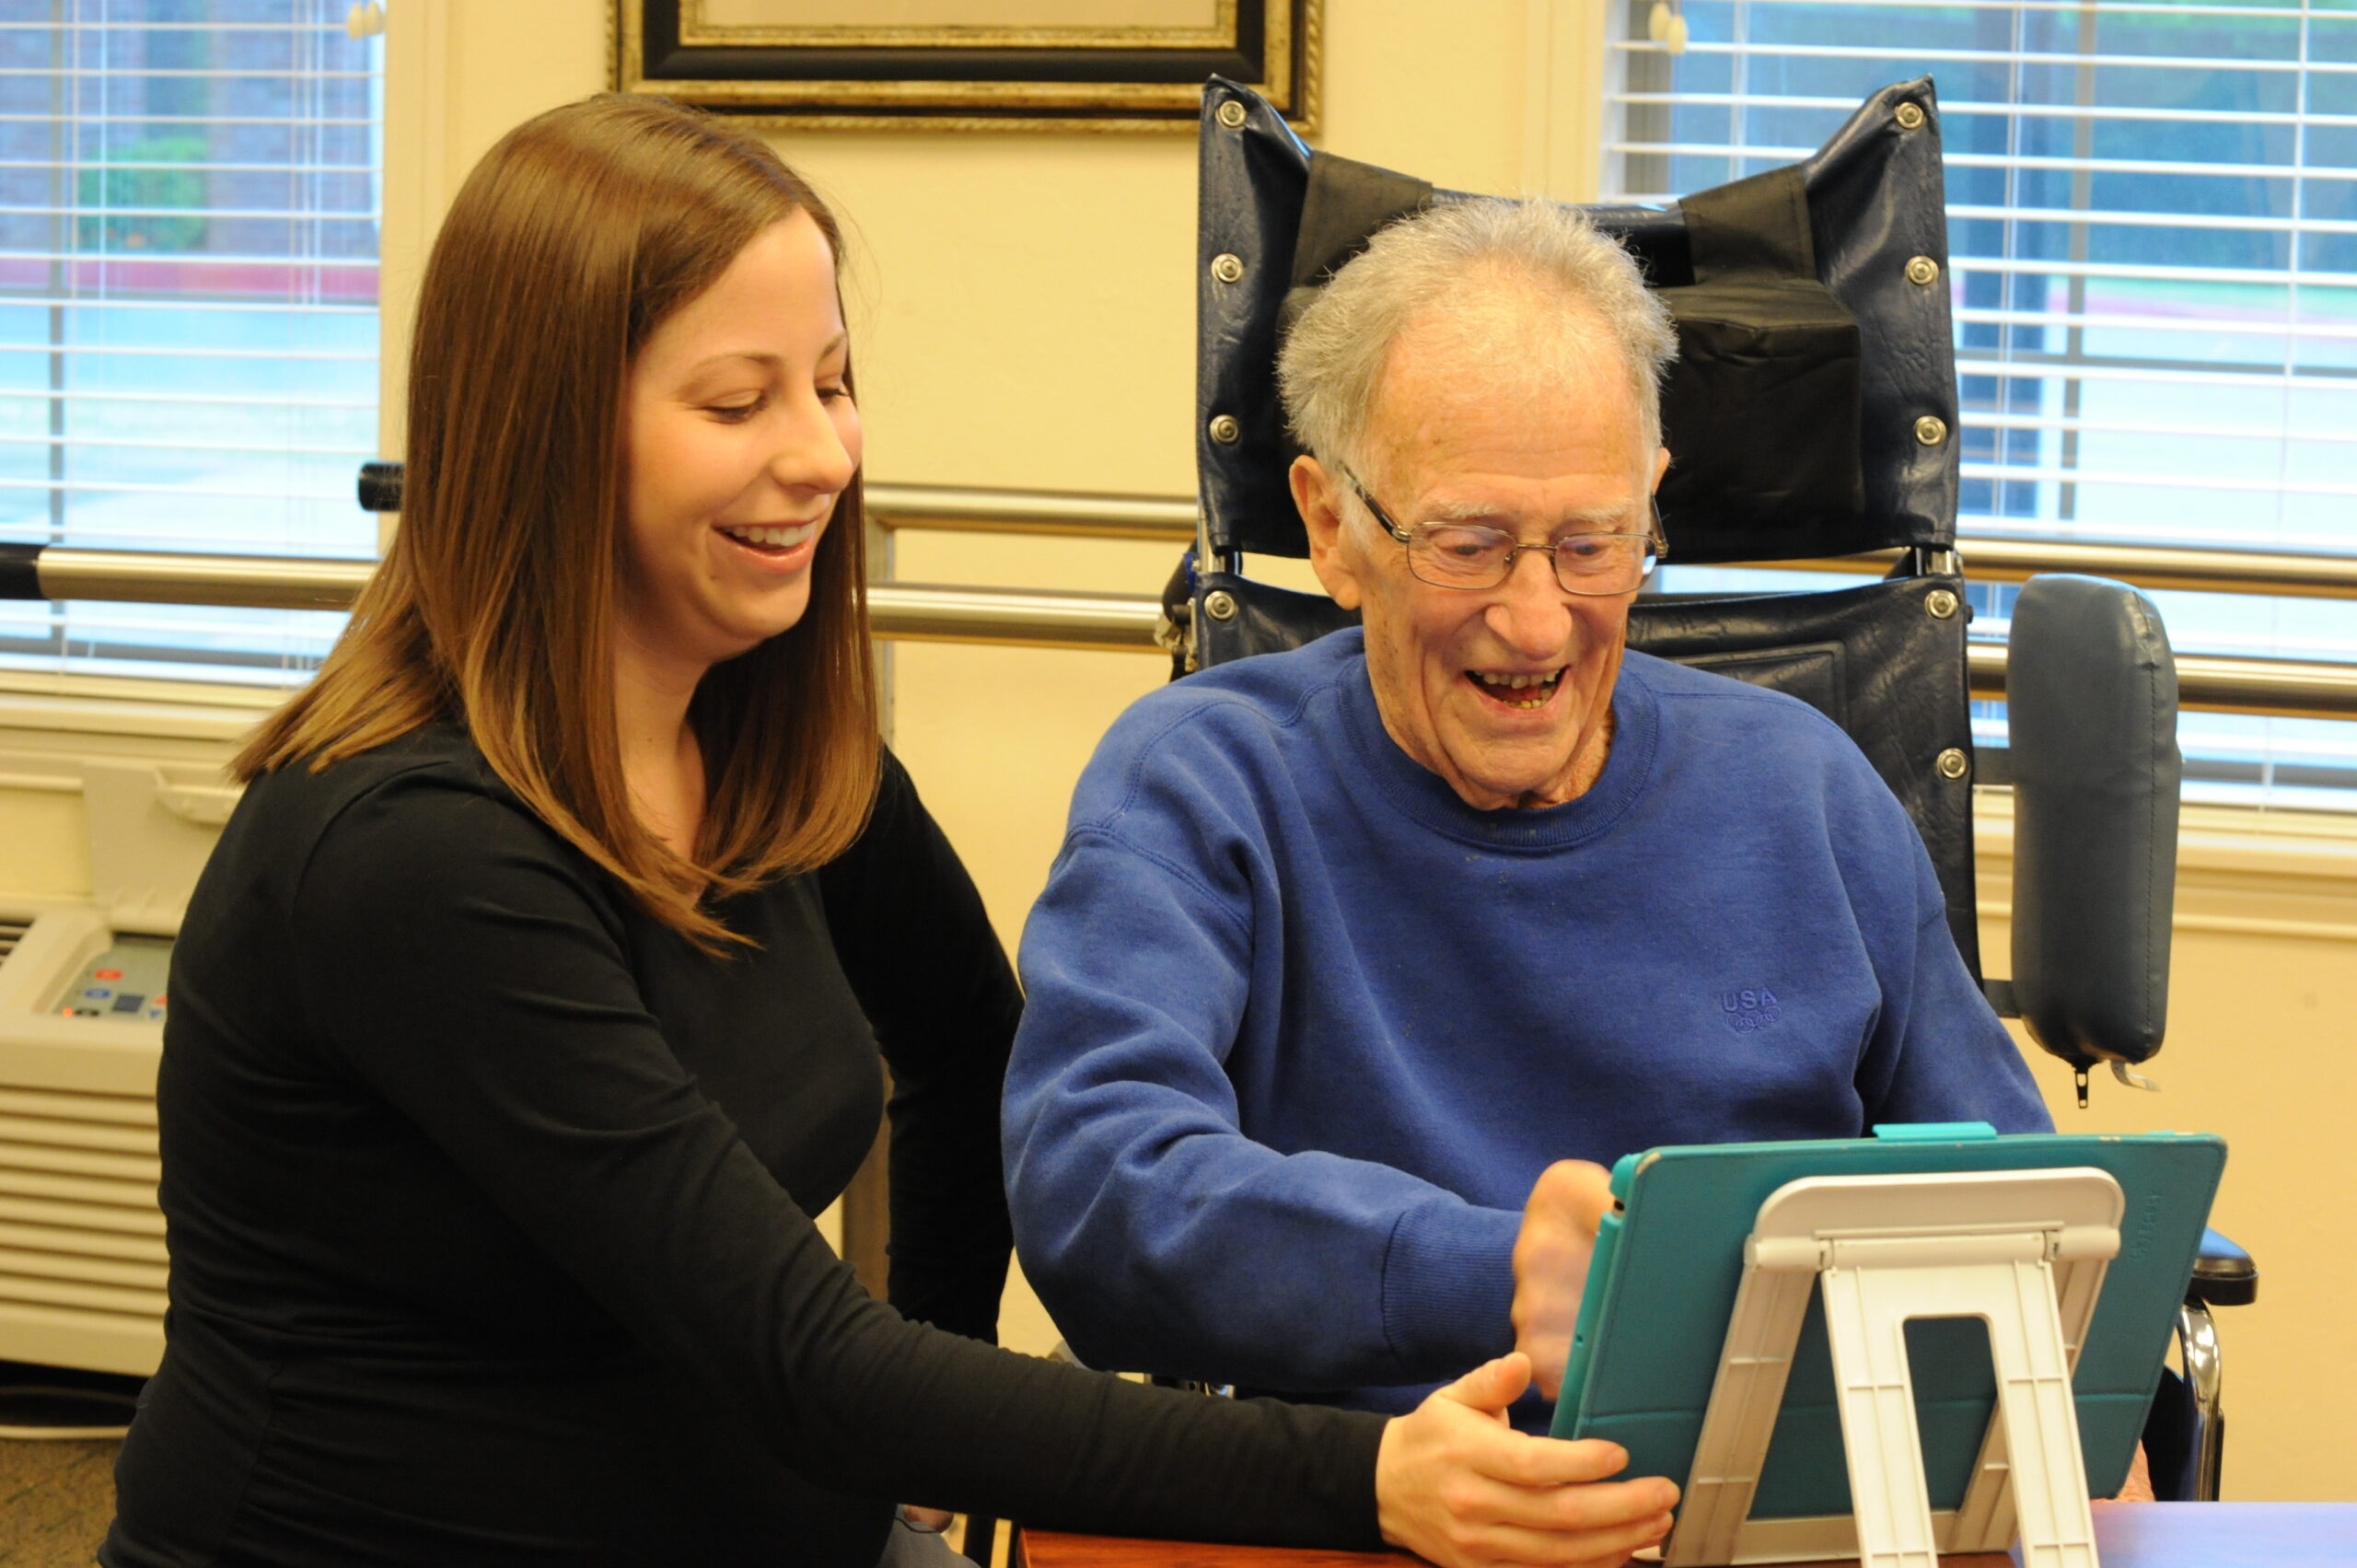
[1295,302,1667,811]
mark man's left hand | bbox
[1511,1160,1616,1400]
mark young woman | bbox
[100,95,1679,1568]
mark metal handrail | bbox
[1762,538,2357,601]
[869,584,1170,655]
[867,483,1198,542]
[866,482,2357,603]
[1966,644,2357,721]
[11,545,1179,657]
[10,543,2357,719]
[33,548,374,610]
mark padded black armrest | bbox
[2007,574,2180,1071]
[2190,1227,2258,1308]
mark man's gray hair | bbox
[1276,198,1678,481]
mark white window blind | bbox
[1609,0,2357,807]
[0,0,377,688]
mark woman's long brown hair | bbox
[238,95,878,948]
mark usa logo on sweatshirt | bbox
[1721,987,1783,1034]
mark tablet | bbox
[1549,1125,2225,1515]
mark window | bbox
[1610,0,2357,807]
[0,0,378,689]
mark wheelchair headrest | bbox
[1196,76,1959,564]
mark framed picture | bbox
[612,1,1318,132]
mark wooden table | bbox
[1015,1503,2357,1566]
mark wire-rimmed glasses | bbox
[1338,467,1665,596]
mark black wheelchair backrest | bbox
[1196,75,1960,567]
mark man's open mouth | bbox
[1467,668,1564,711]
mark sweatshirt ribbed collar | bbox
[1332,631,1662,853]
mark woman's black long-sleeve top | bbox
[102,724,1385,1567]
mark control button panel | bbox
[56,935,172,1022]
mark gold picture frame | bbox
[612,1,1318,133]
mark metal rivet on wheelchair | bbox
[1913,414,1948,447]
[1906,255,1940,286]
[1936,748,1970,781]
[1204,590,1239,621]
[1895,101,1926,131]
[1208,414,1242,444]
[1925,587,1959,620]
[1211,253,1245,285]
[1216,99,1249,129]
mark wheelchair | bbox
[1169,74,2253,1504]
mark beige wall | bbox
[1978,802,2357,1504]
[361,0,2356,1504]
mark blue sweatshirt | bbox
[1003,630,2050,1423]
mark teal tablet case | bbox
[1548,1127,2225,1515]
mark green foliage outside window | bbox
[75,137,209,255]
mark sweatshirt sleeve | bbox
[286,771,1387,1547]
[1004,761,1522,1393]
[819,749,1021,1343]
[1847,788,2055,1135]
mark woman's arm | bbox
[817,749,1018,1342]
[287,769,1380,1546]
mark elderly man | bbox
[1001,199,2049,1434]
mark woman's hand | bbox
[1512,1160,1617,1400]
[1375,1353,1678,1568]
[2110,1445,2155,1503]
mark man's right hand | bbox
[1511,1160,1616,1400]
[1375,1353,1677,1568]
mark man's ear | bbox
[1291,455,1364,611]
[1652,446,1671,491]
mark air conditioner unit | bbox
[0,759,237,1376]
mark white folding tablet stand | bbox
[1665,1167,2124,1568]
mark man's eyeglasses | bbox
[1338,468,1665,596]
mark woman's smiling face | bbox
[619,210,861,679]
